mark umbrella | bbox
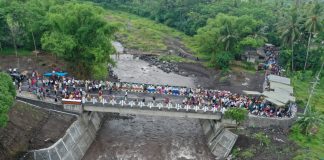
[43,73,54,77]
[56,72,68,77]
[43,72,68,77]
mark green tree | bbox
[41,2,117,79]
[6,14,20,68]
[216,14,238,52]
[215,51,233,69]
[239,36,265,51]
[0,72,16,128]
[224,107,248,128]
[278,8,302,72]
[303,3,322,71]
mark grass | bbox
[230,61,257,75]
[0,48,32,56]
[289,71,324,160]
[158,54,195,63]
[290,124,324,160]
[291,73,324,113]
[105,9,194,53]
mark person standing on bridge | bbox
[98,89,103,97]
[125,91,128,100]
[152,95,156,103]
[164,97,169,104]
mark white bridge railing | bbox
[83,98,220,114]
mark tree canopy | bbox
[41,2,117,79]
[194,13,265,68]
[87,0,323,72]
[0,0,117,79]
[0,72,16,128]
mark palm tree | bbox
[304,3,322,70]
[218,24,238,52]
[279,9,302,72]
[304,61,323,114]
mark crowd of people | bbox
[258,45,282,76]
[19,70,293,118]
[25,71,86,101]
[15,45,294,118]
[181,89,293,117]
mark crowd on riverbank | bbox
[18,70,293,118]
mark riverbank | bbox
[137,54,264,93]
[0,102,75,160]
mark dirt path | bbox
[0,102,75,160]
[164,37,198,61]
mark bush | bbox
[224,107,248,128]
[215,52,233,69]
[231,147,240,157]
[219,76,229,83]
[0,72,16,128]
[240,149,255,159]
[253,132,270,146]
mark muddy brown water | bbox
[82,54,215,160]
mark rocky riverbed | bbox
[137,55,181,74]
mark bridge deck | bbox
[83,101,222,120]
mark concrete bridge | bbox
[62,93,222,119]
[17,93,236,160]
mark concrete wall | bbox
[245,115,297,129]
[212,113,296,129]
[16,96,65,112]
[245,105,298,129]
[24,112,104,160]
[200,120,238,159]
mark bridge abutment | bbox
[200,119,238,159]
[24,112,104,160]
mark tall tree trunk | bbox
[31,31,38,69]
[31,31,37,52]
[291,42,294,72]
[295,0,301,8]
[304,61,324,114]
[11,31,19,68]
[304,32,312,71]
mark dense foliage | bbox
[41,2,117,79]
[194,13,265,68]
[88,0,323,71]
[0,0,117,79]
[0,72,16,128]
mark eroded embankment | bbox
[0,101,76,160]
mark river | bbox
[82,54,215,160]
